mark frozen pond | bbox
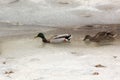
[0,24,120,80]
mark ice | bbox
[0,25,120,80]
[0,35,120,80]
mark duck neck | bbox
[41,37,50,43]
[88,36,93,41]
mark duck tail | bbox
[113,34,117,38]
[65,35,72,41]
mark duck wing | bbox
[54,34,71,39]
[94,32,107,38]
[94,32,115,41]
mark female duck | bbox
[83,31,116,42]
[35,33,72,43]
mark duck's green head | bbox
[35,33,45,39]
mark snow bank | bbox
[0,0,120,26]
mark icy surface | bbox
[0,38,120,80]
[0,25,120,80]
[0,0,120,26]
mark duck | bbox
[83,31,116,42]
[34,33,72,43]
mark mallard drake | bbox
[83,31,116,42]
[35,33,72,43]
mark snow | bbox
[0,0,120,26]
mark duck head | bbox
[35,33,50,43]
[83,35,91,41]
[35,33,45,39]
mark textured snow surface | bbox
[0,0,120,26]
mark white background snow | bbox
[0,0,120,26]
